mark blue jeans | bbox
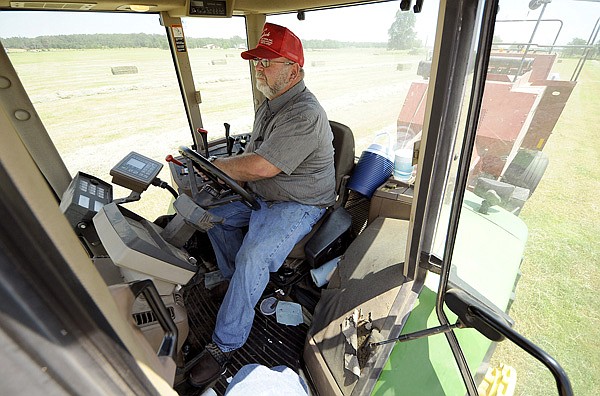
[207,198,325,352]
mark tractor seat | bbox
[286,121,355,266]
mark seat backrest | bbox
[286,121,355,261]
[330,121,355,194]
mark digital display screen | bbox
[189,0,226,16]
[110,152,163,193]
[126,157,146,170]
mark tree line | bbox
[2,11,412,51]
[1,33,385,50]
[386,10,598,59]
[2,34,243,50]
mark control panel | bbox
[110,151,163,193]
[59,171,113,229]
[189,0,227,16]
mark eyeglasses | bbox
[251,58,295,68]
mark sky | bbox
[0,0,598,45]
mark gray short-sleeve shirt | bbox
[246,81,336,207]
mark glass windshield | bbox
[182,16,255,140]
[0,11,191,219]
[267,3,439,155]
[0,11,262,218]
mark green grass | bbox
[491,59,600,395]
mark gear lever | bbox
[224,122,234,156]
[197,128,209,158]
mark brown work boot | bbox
[188,342,233,387]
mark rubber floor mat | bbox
[175,282,309,396]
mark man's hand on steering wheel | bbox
[178,146,260,210]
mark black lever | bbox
[224,122,234,156]
[197,128,209,158]
[414,0,423,13]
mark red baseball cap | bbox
[241,23,304,67]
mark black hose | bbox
[163,184,179,199]
[151,177,179,199]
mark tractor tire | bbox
[502,150,549,195]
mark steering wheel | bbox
[178,146,260,210]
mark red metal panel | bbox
[397,81,428,133]
[522,80,576,150]
[489,52,557,81]
[477,82,537,142]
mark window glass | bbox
[268,2,440,154]
[182,16,255,140]
[438,1,599,394]
[0,11,191,219]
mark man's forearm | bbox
[213,153,281,182]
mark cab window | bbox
[182,16,255,140]
[435,0,598,393]
[268,2,440,154]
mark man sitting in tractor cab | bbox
[188,22,336,387]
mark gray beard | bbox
[256,72,289,99]
[256,80,277,99]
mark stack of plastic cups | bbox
[393,127,416,183]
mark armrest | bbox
[305,206,353,268]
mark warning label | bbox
[171,25,187,52]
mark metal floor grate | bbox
[344,190,370,236]
[175,282,309,396]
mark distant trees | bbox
[0,34,249,50]
[388,10,418,50]
[561,37,593,58]
[1,33,385,51]
[303,39,385,49]
[2,34,170,50]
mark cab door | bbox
[421,0,585,394]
